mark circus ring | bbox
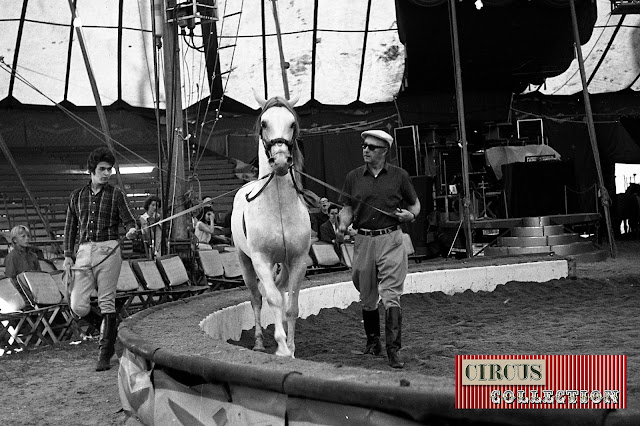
[117,255,632,425]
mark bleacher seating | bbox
[0,144,244,256]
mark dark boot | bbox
[95,313,117,372]
[362,309,382,355]
[385,307,404,369]
[83,309,103,335]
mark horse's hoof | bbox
[275,348,292,357]
[253,345,266,352]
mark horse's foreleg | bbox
[253,259,291,357]
[238,251,265,352]
[284,259,307,358]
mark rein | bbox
[294,168,396,218]
[246,172,275,202]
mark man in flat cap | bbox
[338,129,420,369]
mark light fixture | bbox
[119,166,155,175]
[475,0,483,10]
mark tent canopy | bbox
[0,0,638,115]
[0,0,402,112]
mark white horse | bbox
[230,94,310,357]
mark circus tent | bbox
[0,0,639,113]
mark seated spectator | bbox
[193,207,230,248]
[319,204,346,261]
[311,197,330,235]
[4,225,41,278]
[319,204,344,246]
[139,195,162,257]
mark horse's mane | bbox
[255,96,304,170]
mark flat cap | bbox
[361,129,393,147]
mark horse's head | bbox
[254,94,303,176]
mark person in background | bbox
[311,197,330,235]
[4,225,41,279]
[194,207,218,249]
[63,147,138,372]
[139,195,162,257]
[319,204,344,257]
[198,196,231,245]
[338,129,420,369]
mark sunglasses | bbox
[361,143,386,151]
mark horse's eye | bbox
[261,121,266,128]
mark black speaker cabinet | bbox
[394,125,421,176]
[404,175,434,252]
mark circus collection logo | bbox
[455,355,626,409]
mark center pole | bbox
[448,0,473,258]
[568,0,616,258]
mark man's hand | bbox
[395,208,415,223]
[63,256,74,270]
[125,227,138,240]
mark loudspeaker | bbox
[404,176,433,252]
[394,125,421,176]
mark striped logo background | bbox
[455,355,626,409]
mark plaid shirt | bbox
[64,182,136,257]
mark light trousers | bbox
[70,240,122,317]
[352,229,407,311]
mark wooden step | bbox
[484,246,552,256]
[550,241,596,256]
[522,216,552,227]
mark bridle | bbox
[248,135,303,203]
[262,137,294,159]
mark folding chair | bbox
[0,277,52,354]
[197,249,243,290]
[217,251,245,288]
[13,272,79,347]
[308,242,347,275]
[130,258,171,305]
[115,260,157,318]
[155,255,209,299]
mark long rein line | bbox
[69,185,249,273]
[291,167,396,219]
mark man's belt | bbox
[357,225,400,237]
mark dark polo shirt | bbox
[339,162,418,230]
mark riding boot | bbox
[362,309,382,355]
[385,307,404,369]
[83,309,103,335]
[95,313,117,372]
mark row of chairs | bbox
[0,272,78,354]
[0,254,212,354]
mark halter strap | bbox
[246,172,275,202]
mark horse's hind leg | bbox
[238,251,265,352]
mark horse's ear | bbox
[287,94,299,108]
[252,87,267,109]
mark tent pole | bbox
[270,0,290,99]
[162,1,189,242]
[568,0,616,258]
[448,0,473,258]
[151,0,166,255]
[0,132,60,251]
[67,0,125,192]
